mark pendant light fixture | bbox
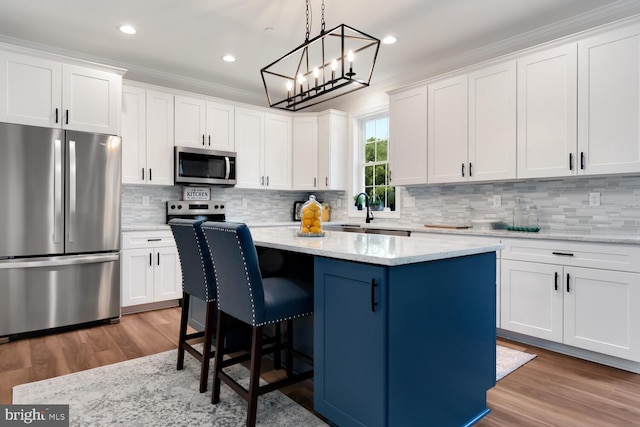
[260,0,380,111]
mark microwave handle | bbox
[225,157,231,180]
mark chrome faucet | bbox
[354,192,374,223]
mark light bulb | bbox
[313,67,320,78]
[331,59,338,71]
[297,73,306,84]
[347,50,354,62]
[286,80,293,91]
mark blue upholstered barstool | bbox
[200,221,314,427]
[169,218,217,393]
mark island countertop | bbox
[249,226,504,266]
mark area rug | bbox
[13,346,535,426]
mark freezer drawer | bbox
[0,253,120,337]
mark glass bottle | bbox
[513,197,526,228]
[299,195,323,235]
[528,205,539,229]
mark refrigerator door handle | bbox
[68,140,77,243]
[0,253,119,269]
[53,139,63,244]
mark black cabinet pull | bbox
[261,176,264,186]
[55,108,59,123]
[202,134,205,146]
[554,272,558,291]
[142,168,145,180]
[314,177,317,187]
[65,109,69,125]
[469,162,473,177]
[266,176,269,186]
[149,168,152,181]
[325,177,328,186]
[370,278,378,312]
[208,135,211,146]
[461,163,465,177]
[147,238,161,242]
[566,273,571,292]
[149,253,152,266]
[157,252,160,265]
[552,251,574,257]
[569,153,573,170]
[580,152,585,170]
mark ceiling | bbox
[0,0,639,109]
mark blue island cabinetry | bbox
[314,253,497,427]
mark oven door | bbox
[175,146,236,186]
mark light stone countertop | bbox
[122,224,170,232]
[250,226,503,267]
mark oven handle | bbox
[225,156,231,180]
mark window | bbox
[358,115,395,211]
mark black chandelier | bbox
[260,0,380,112]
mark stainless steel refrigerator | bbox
[0,122,121,339]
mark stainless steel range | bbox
[166,200,226,223]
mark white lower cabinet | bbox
[501,239,640,362]
[121,230,182,308]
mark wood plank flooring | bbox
[1,307,639,426]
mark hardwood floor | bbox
[2,307,639,426]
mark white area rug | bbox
[13,346,535,426]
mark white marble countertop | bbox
[250,226,503,266]
[122,224,170,232]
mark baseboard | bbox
[121,300,180,315]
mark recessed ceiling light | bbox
[221,54,236,63]
[382,35,397,45]
[119,25,136,35]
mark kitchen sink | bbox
[324,224,411,237]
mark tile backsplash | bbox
[122,174,640,235]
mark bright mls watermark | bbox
[1,405,69,426]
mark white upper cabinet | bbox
[292,116,319,190]
[468,61,517,181]
[175,95,234,151]
[0,50,121,134]
[121,84,174,185]
[318,110,347,190]
[389,85,428,186]
[263,112,292,190]
[234,107,264,188]
[428,75,468,183]
[578,22,640,175]
[517,44,578,179]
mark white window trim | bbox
[347,104,401,220]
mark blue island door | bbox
[314,258,387,427]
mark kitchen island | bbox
[250,227,503,427]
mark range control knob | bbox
[170,205,176,210]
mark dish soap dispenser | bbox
[299,195,324,236]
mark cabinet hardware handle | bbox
[554,272,558,291]
[580,152,585,170]
[149,253,152,266]
[55,108,59,123]
[461,163,465,177]
[65,109,69,125]
[552,251,574,257]
[208,135,211,146]
[157,252,160,266]
[314,177,317,187]
[370,278,378,312]
[325,177,328,186]
[469,162,473,177]
[566,273,571,292]
[147,238,161,242]
[569,153,573,170]
[266,176,269,186]
[202,134,205,146]
[261,176,264,186]
[389,170,392,182]
[142,168,145,180]
[149,168,152,181]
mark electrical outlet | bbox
[589,192,601,207]
[403,196,415,208]
[493,195,502,207]
[242,198,248,207]
[142,196,149,206]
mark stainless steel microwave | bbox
[174,146,237,186]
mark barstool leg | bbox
[200,300,216,393]
[246,326,264,427]
[273,323,282,370]
[285,319,294,377]
[211,310,226,404]
[177,292,190,371]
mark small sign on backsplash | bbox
[183,187,211,201]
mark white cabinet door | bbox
[292,116,318,190]
[389,86,427,186]
[264,113,292,190]
[174,95,206,148]
[517,44,577,179]
[206,101,234,151]
[501,259,563,342]
[469,61,517,181]
[235,107,264,189]
[428,75,468,183]
[154,246,182,302]
[578,23,640,175]
[145,90,174,186]
[62,64,120,134]
[318,111,347,190]
[121,248,154,307]
[563,267,640,362]
[121,85,146,184]
[0,51,62,128]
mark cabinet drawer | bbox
[502,238,640,272]
[122,230,175,250]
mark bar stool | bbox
[168,218,217,393]
[200,221,314,427]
